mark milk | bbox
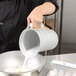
[4,48,38,73]
[22,48,38,67]
[4,66,33,72]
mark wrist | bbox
[36,2,56,15]
[35,5,45,15]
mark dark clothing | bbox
[0,0,59,53]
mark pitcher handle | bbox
[30,23,44,29]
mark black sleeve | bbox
[31,0,59,14]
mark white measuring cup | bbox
[19,23,58,56]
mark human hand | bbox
[26,6,43,29]
[26,2,56,29]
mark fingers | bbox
[27,18,43,29]
[26,17,31,29]
[26,12,43,29]
[32,20,43,29]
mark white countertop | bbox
[39,53,76,76]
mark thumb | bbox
[26,17,31,29]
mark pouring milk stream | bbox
[19,23,58,67]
